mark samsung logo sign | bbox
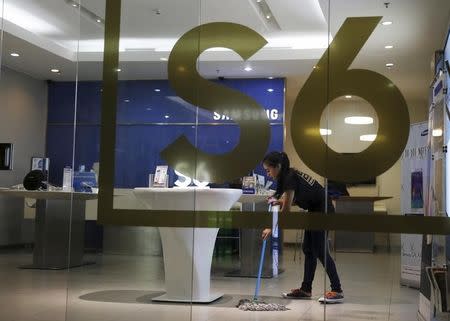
[421,129,428,136]
[213,108,279,121]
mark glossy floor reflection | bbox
[0,247,419,321]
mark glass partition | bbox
[1,1,450,321]
[0,0,83,320]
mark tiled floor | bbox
[0,247,421,321]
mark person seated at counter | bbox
[261,151,344,304]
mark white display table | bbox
[0,189,97,269]
[133,187,242,303]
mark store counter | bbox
[0,189,97,269]
[225,193,283,278]
[133,187,242,303]
[334,196,392,252]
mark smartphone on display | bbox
[411,171,424,209]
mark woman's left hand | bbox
[262,228,272,240]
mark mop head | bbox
[236,298,289,311]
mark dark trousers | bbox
[301,229,342,293]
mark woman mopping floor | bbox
[262,151,344,304]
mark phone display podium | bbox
[133,187,242,303]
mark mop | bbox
[236,205,289,311]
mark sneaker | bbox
[318,291,344,304]
[282,288,312,299]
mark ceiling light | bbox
[266,15,271,19]
[384,45,393,49]
[10,52,20,57]
[51,68,60,73]
[268,77,274,79]
[96,19,102,23]
[115,68,121,72]
[256,0,262,2]
[320,128,332,136]
[432,129,443,137]
[360,134,377,142]
[160,57,168,61]
[154,89,161,92]
[381,21,392,25]
[345,95,352,99]
[267,88,274,92]
[146,108,152,111]
[164,115,170,119]
[345,116,374,125]
[385,63,394,68]
[124,99,130,103]
[72,3,78,7]
[244,66,253,72]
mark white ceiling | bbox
[1,0,449,110]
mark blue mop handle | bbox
[254,238,267,300]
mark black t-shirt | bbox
[281,169,330,212]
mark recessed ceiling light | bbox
[267,88,274,92]
[160,57,168,61]
[96,19,102,23]
[384,45,394,49]
[268,77,274,79]
[51,68,60,73]
[124,99,130,103]
[256,0,262,2]
[154,89,161,92]
[115,68,121,72]
[345,116,374,125]
[345,95,352,99]
[320,128,332,136]
[10,52,20,57]
[244,66,253,72]
[360,134,377,142]
[72,3,78,7]
[385,63,394,68]
[164,115,170,119]
[382,21,392,25]
[266,15,271,19]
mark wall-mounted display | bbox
[0,143,13,170]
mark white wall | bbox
[0,67,48,245]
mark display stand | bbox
[334,196,392,253]
[418,68,450,321]
[133,187,242,303]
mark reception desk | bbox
[133,187,242,303]
[0,189,97,269]
[334,196,392,252]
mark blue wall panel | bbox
[47,78,284,187]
